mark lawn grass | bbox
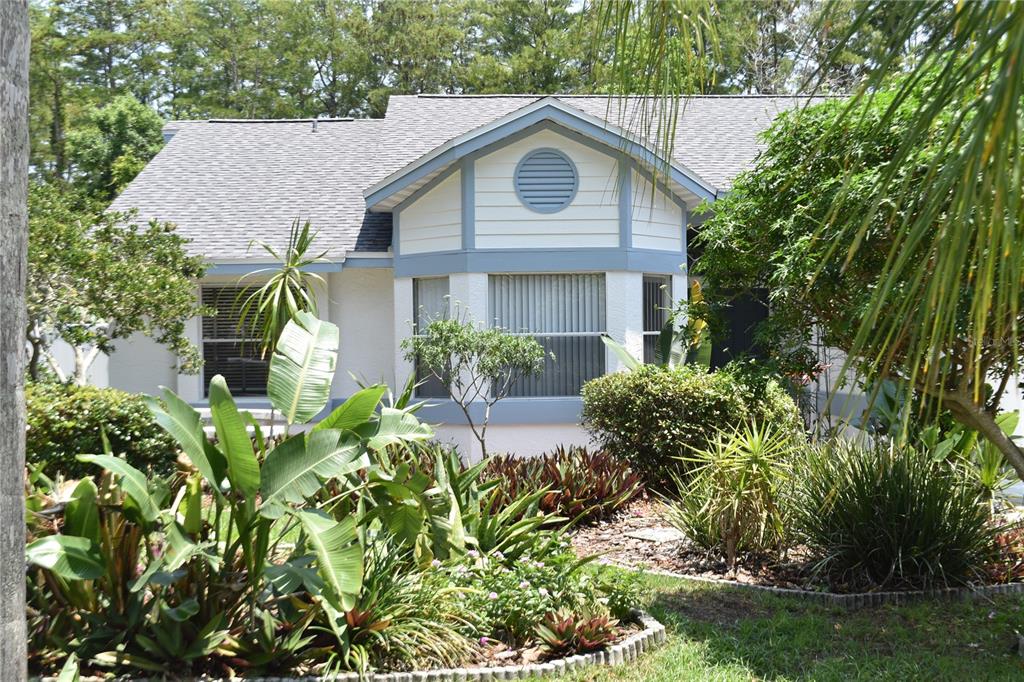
[558,573,1024,681]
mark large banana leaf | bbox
[268,312,339,425]
[145,387,227,495]
[296,509,363,611]
[208,375,260,497]
[311,384,386,433]
[366,407,433,452]
[25,535,104,580]
[77,455,160,522]
[64,478,100,545]
[259,430,369,517]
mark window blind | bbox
[201,286,269,397]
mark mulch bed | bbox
[570,498,1024,594]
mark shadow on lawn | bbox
[645,582,1024,681]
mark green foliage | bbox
[582,364,801,486]
[665,423,796,569]
[792,440,998,590]
[237,219,328,360]
[483,445,644,523]
[402,315,548,457]
[25,382,178,478]
[65,94,164,199]
[26,182,209,382]
[267,311,339,425]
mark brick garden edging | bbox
[627,562,1024,609]
[36,612,667,682]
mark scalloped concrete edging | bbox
[625,562,1024,609]
[36,612,666,682]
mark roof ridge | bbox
[412,93,841,99]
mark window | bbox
[489,274,605,397]
[201,286,269,397]
[642,275,672,363]
[412,277,450,398]
[513,148,579,213]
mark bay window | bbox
[642,275,672,363]
[488,273,606,397]
[412,276,450,398]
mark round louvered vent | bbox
[514,148,578,213]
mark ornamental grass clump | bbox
[664,422,795,570]
[792,440,999,590]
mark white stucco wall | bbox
[399,170,462,254]
[631,171,684,251]
[329,268,396,398]
[474,128,620,249]
[106,332,176,395]
[432,423,591,461]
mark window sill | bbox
[411,396,582,425]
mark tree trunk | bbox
[944,392,1024,483]
[0,2,30,680]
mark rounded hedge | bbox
[26,382,178,478]
[580,364,801,485]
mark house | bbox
[106,94,820,457]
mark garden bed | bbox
[571,500,1024,606]
[34,612,666,682]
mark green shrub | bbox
[26,381,178,478]
[664,423,795,569]
[792,440,998,590]
[581,364,800,485]
[483,445,644,524]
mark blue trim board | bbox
[208,261,344,275]
[365,104,716,208]
[189,396,581,427]
[618,158,632,249]
[342,257,393,268]
[461,158,475,250]
[411,397,583,426]
[394,247,686,277]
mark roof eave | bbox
[363,97,717,212]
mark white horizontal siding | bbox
[400,170,462,254]
[631,171,683,251]
[475,129,619,249]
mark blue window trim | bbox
[187,396,583,426]
[513,147,579,214]
[393,247,686,277]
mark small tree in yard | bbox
[26,183,209,384]
[402,314,548,458]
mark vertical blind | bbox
[413,277,450,398]
[489,274,606,397]
[201,286,269,397]
[642,275,672,363]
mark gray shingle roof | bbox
[111,95,824,260]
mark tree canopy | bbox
[696,88,1024,476]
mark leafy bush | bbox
[483,445,643,523]
[665,423,795,569]
[25,381,178,478]
[450,544,629,648]
[581,364,801,485]
[792,440,998,590]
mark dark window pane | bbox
[507,335,605,397]
[201,286,269,396]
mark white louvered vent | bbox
[513,148,578,213]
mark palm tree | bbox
[1,2,30,679]
[594,0,1024,475]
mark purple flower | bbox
[488,591,499,600]
[493,551,505,560]
[468,549,479,558]
[431,559,441,569]
[538,587,549,597]
[479,636,489,646]
[519,580,530,589]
